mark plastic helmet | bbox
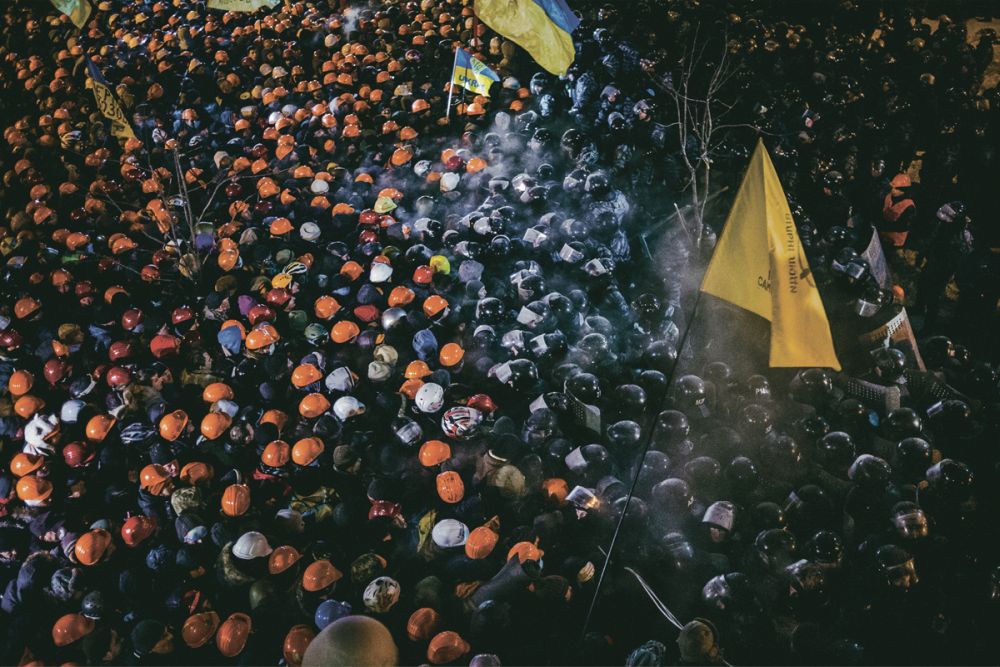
[233,531,273,560]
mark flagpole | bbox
[445,47,459,120]
[581,284,707,638]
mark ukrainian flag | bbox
[452,48,501,97]
[475,0,579,76]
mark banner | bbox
[451,48,500,97]
[51,0,91,29]
[207,0,279,11]
[861,228,892,289]
[86,60,136,140]
[701,140,841,370]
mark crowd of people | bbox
[1,0,999,665]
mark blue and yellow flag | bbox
[86,60,137,140]
[474,0,579,76]
[452,48,500,97]
[50,0,91,29]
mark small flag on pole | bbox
[451,48,500,97]
[700,139,841,370]
[86,59,137,140]
[50,0,91,29]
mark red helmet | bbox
[106,366,131,388]
[121,308,144,331]
[248,304,276,326]
[121,515,157,547]
[108,340,137,362]
[43,358,69,385]
[171,306,194,326]
[63,441,96,468]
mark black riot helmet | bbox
[566,372,602,404]
[893,437,932,482]
[814,431,856,474]
[872,347,907,383]
[790,368,835,406]
[847,454,892,492]
[881,408,923,442]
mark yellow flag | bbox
[701,140,840,370]
[86,60,136,140]
[51,0,91,29]
[206,0,279,11]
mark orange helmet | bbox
[200,412,232,440]
[419,440,451,467]
[269,544,302,574]
[140,464,172,495]
[262,440,291,468]
[7,370,33,396]
[14,395,44,419]
[14,296,41,320]
[331,320,360,344]
[436,471,465,504]
[159,409,189,441]
[292,437,325,466]
[428,631,471,665]
[52,613,96,647]
[299,393,331,419]
[388,286,415,307]
[246,324,280,351]
[16,475,53,505]
[216,613,252,658]
[412,98,430,113]
[202,382,234,402]
[10,452,44,477]
[221,483,251,517]
[314,295,342,320]
[180,461,215,486]
[283,625,316,667]
[182,611,221,649]
[85,414,117,442]
[465,526,499,559]
[439,343,465,367]
[75,528,113,566]
[405,360,432,379]
[292,364,322,388]
[407,607,441,641]
[507,540,545,563]
[259,408,288,432]
[302,559,343,592]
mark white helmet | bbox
[60,399,86,424]
[325,366,357,393]
[23,413,60,457]
[370,263,393,283]
[300,222,321,241]
[702,501,736,532]
[363,576,401,613]
[310,179,330,195]
[368,361,392,382]
[431,519,469,548]
[415,382,445,413]
[232,531,273,560]
[333,395,366,421]
[267,110,283,125]
[413,160,432,178]
[439,172,460,193]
